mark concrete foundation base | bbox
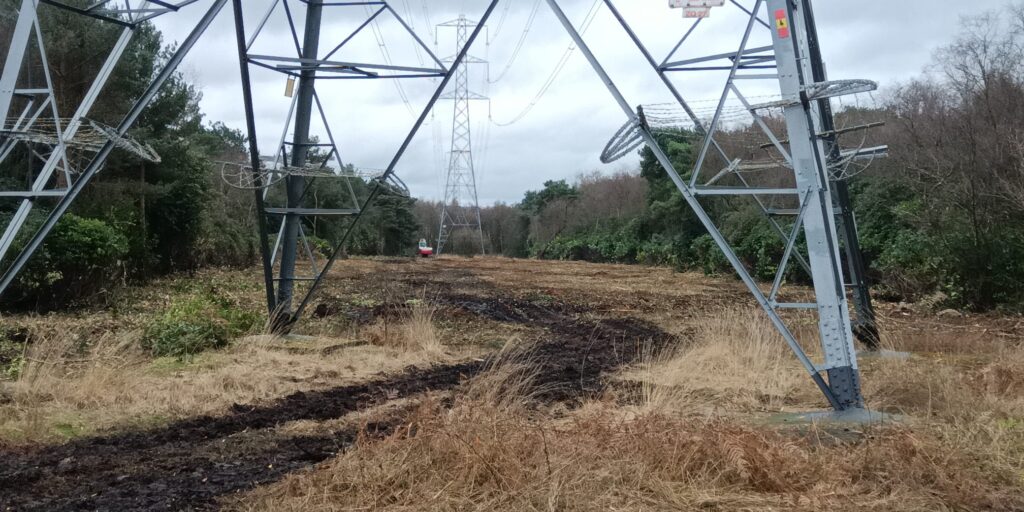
[774,408,900,426]
[858,349,912,361]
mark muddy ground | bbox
[3,257,1017,511]
[0,259,679,511]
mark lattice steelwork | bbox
[583,0,882,410]
[231,0,496,330]
[37,0,201,25]
[436,15,486,256]
[0,0,883,413]
[0,0,227,298]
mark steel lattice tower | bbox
[0,0,220,298]
[0,0,886,413]
[584,0,879,411]
[436,15,486,256]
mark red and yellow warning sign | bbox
[774,9,790,39]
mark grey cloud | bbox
[155,0,983,204]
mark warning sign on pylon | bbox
[774,9,790,38]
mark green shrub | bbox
[6,214,129,309]
[873,228,945,301]
[305,235,334,257]
[0,327,28,380]
[140,292,260,359]
[689,234,730,275]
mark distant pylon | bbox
[436,15,486,256]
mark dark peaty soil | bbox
[0,275,675,511]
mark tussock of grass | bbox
[981,345,1024,396]
[236,360,1024,512]
[363,302,447,358]
[630,307,809,412]
[863,341,1024,490]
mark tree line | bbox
[0,4,417,309]
[418,5,1024,311]
[2,2,1022,312]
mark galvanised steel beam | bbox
[0,0,230,298]
[274,0,325,328]
[0,0,36,133]
[0,4,138,269]
[286,0,502,328]
[232,0,277,315]
[799,0,880,350]
[766,0,862,408]
[544,0,844,410]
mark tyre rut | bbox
[0,271,675,511]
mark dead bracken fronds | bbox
[236,376,1024,512]
[629,307,808,412]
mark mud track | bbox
[0,272,675,511]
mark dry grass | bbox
[232,294,1024,511]
[862,338,1024,491]
[362,301,447,358]
[628,307,811,413]
[234,340,1024,512]
[0,329,439,445]
[238,413,1023,511]
[3,258,1023,510]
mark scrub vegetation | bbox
[0,2,1023,511]
[0,258,1020,510]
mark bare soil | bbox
[0,259,677,511]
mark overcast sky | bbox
[152,0,990,205]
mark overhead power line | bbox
[487,0,542,84]
[491,0,602,127]
[488,0,514,43]
[401,0,426,66]
[364,4,417,117]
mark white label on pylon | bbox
[669,0,726,18]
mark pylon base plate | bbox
[772,408,900,426]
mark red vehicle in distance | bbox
[417,239,434,258]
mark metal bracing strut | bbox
[0,0,230,297]
[547,0,868,410]
[232,0,278,314]
[0,0,140,269]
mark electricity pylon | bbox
[232,0,461,331]
[0,0,884,413]
[588,0,880,411]
[436,15,486,256]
